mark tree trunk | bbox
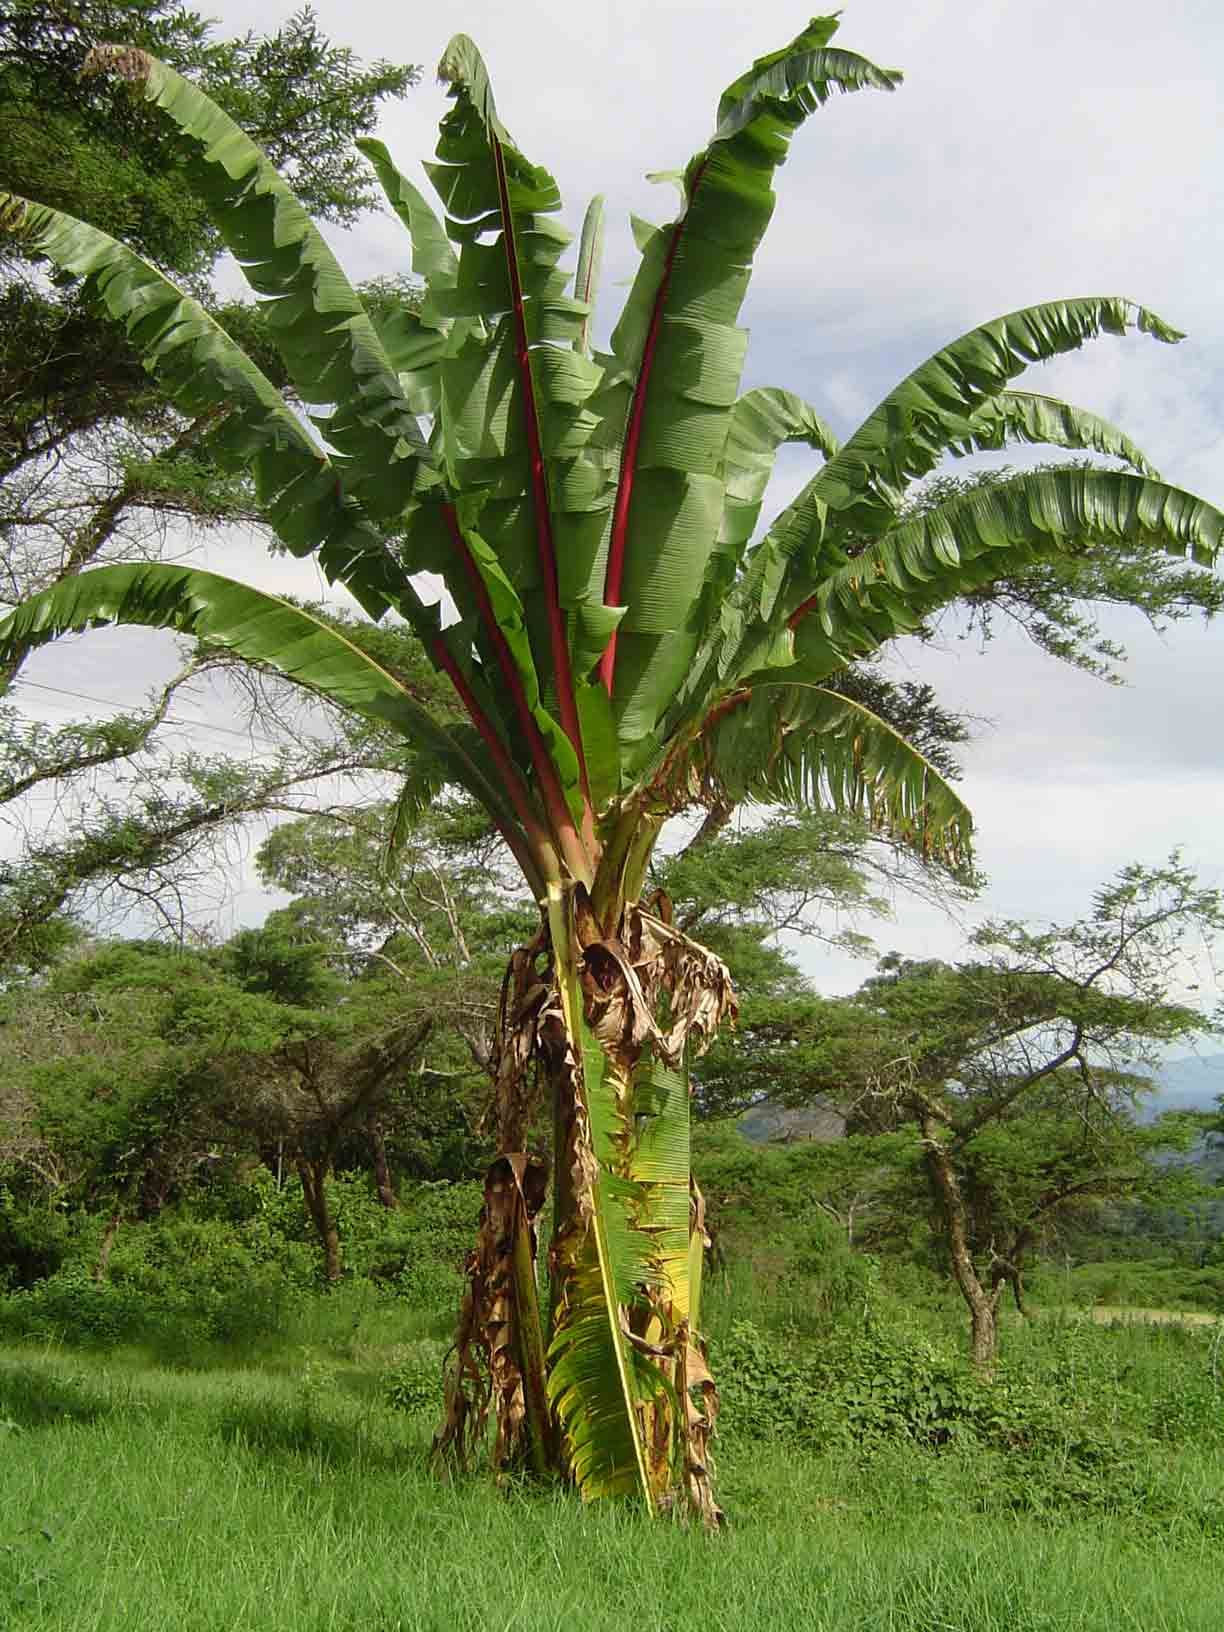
[256,1141,285,1188]
[990,1240,1030,1319]
[969,1298,998,1370]
[296,1157,342,1282]
[435,888,734,1524]
[93,1210,123,1282]
[920,1116,1001,1371]
[368,1116,397,1210]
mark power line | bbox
[14,676,314,753]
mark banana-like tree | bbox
[1,16,1222,1520]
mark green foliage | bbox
[1029,1257,1224,1312]
[0,1167,484,1351]
[724,860,1224,1360]
[713,1309,1224,1536]
[4,4,1224,1515]
[0,1194,315,1347]
[2,1345,1223,1632]
[381,1339,447,1415]
[0,0,418,268]
[221,920,341,1007]
[252,1172,482,1304]
[0,4,427,995]
[0,1186,77,1289]
[913,467,1224,683]
[713,1317,981,1448]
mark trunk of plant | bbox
[256,1140,286,1189]
[968,1298,998,1371]
[368,1116,397,1210]
[1008,1269,1027,1317]
[296,1156,342,1283]
[435,881,734,1524]
[920,1118,1003,1372]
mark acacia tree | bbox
[831,860,1224,1366]
[1,15,1223,1516]
[0,0,419,961]
[0,931,442,1284]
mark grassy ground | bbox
[2,1342,1223,1632]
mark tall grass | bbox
[3,1344,1223,1631]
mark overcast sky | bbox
[16,0,1224,1001]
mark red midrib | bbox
[442,502,574,825]
[787,592,819,630]
[598,162,707,698]
[492,138,591,808]
[426,630,540,846]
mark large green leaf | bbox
[355,136,459,321]
[954,392,1159,476]
[572,194,606,360]
[0,192,415,623]
[545,892,656,1504]
[697,683,974,869]
[777,297,1182,582]
[546,1031,662,1502]
[678,301,1186,730]
[0,563,537,877]
[796,468,1224,676]
[84,47,432,530]
[422,36,610,808]
[709,387,840,597]
[629,1056,692,1321]
[453,518,584,817]
[589,16,899,754]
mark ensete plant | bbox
[1,12,1220,1519]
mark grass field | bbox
[2,1342,1223,1632]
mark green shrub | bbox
[228,1169,480,1303]
[713,1302,1224,1536]
[0,1268,150,1347]
[381,1340,447,1416]
[713,1317,989,1450]
[0,1216,308,1352]
[0,1185,80,1290]
[1028,1257,1224,1312]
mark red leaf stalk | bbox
[787,592,819,630]
[598,162,708,697]
[491,138,593,825]
[443,504,592,884]
[427,630,557,890]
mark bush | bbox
[0,1184,80,1290]
[0,1215,310,1352]
[713,1303,1224,1536]
[713,1317,990,1450]
[1028,1257,1224,1312]
[0,1268,152,1347]
[381,1340,448,1416]
[216,1168,481,1303]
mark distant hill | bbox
[737,1055,1223,1146]
[737,1096,846,1144]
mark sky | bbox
[14,0,1224,1001]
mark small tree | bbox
[0,940,252,1274]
